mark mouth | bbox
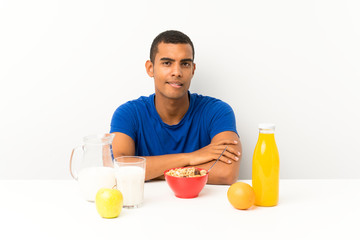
[167,82,183,89]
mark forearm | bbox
[142,153,190,181]
[151,154,241,184]
[112,131,241,183]
[149,133,242,184]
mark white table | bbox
[1,179,359,240]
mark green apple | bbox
[95,188,123,218]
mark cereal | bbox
[166,167,207,178]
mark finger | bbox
[213,145,240,158]
[218,155,234,164]
[225,145,242,157]
[211,145,229,156]
[216,155,229,164]
[222,150,239,162]
[213,148,232,164]
[210,146,238,163]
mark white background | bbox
[1,0,359,179]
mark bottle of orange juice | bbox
[252,123,279,206]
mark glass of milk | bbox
[114,156,146,209]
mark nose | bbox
[171,63,182,78]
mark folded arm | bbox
[186,131,241,184]
[111,131,241,185]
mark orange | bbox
[227,182,255,210]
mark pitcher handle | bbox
[69,146,82,180]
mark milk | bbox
[77,166,116,202]
[115,166,145,208]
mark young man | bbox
[110,30,241,184]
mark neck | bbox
[154,93,190,125]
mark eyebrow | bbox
[160,57,193,62]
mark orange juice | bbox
[252,123,279,206]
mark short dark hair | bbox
[150,30,195,63]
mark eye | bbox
[182,62,191,67]
[162,61,171,66]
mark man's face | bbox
[146,42,196,101]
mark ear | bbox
[145,60,154,77]
[192,62,196,75]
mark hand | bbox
[188,139,241,166]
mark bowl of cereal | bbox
[164,167,208,198]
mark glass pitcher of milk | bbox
[69,133,116,201]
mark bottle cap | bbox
[258,123,276,130]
